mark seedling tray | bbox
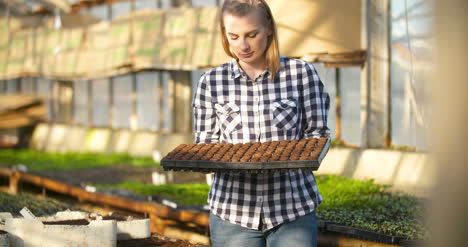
[161,137,330,173]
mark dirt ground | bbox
[36,165,207,186]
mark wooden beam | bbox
[36,0,71,13]
[70,0,131,14]
[301,50,367,68]
[0,95,46,128]
[2,0,30,15]
[0,168,13,177]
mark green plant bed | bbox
[316,175,428,240]
[0,191,83,216]
[0,149,159,171]
[95,175,429,241]
[96,182,210,206]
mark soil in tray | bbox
[164,138,327,163]
[102,213,145,221]
[42,219,90,225]
[117,234,206,247]
[42,213,143,225]
[102,213,134,221]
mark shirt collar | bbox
[230,59,244,79]
[229,59,271,80]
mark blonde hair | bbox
[220,0,280,79]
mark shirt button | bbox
[258,197,263,202]
[253,82,257,86]
[255,111,259,115]
[254,97,259,101]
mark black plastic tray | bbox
[161,138,331,173]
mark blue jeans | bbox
[209,212,318,247]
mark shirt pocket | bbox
[215,102,242,134]
[270,99,299,130]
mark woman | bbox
[192,0,330,246]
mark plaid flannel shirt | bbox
[192,56,330,230]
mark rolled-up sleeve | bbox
[192,73,220,144]
[301,63,331,139]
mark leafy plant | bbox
[389,144,417,152]
[315,175,429,240]
[0,149,159,171]
[0,192,83,216]
[330,138,346,147]
[95,175,429,240]
[96,182,210,206]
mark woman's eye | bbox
[248,33,257,38]
[229,36,238,40]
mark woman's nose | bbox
[239,38,250,52]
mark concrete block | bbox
[30,123,50,150]
[0,230,9,247]
[46,124,68,152]
[108,129,132,154]
[85,129,111,153]
[352,149,403,184]
[0,213,13,222]
[129,131,157,157]
[317,148,361,176]
[317,147,435,197]
[41,211,150,241]
[62,126,88,153]
[152,150,162,162]
[206,173,213,186]
[152,172,167,185]
[391,152,436,196]
[156,133,194,157]
[116,219,151,240]
[0,212,13,233]
[5,218,116,247]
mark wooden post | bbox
[87,79,93,127]
[172,71,192,133]
[9,171,19,194]
[385,0,392,148]
[361,0,391,148]
[335,68,342,141]
[109,77,114,128]
[150,213,166,234]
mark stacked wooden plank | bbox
[0,95,46,129]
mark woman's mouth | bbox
[240,52,254,58]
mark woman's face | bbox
[223,11,272,68]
